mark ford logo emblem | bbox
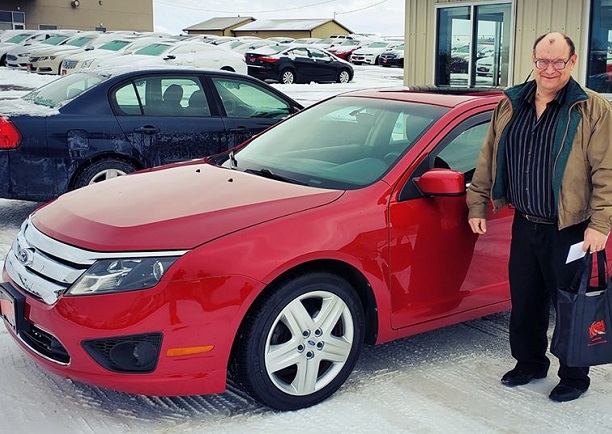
[17,248,34,266]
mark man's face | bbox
[532,34,577,95]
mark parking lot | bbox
[1,65,611,433]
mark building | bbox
[184,17,351,40]
[182,16,255,36]
[232,18,351,39]
[404,0,612,94]
[0,0,153,32]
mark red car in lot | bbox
[2,87,556,411]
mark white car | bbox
[0,31,54,66]
[351,41,399,65]
[28,32,120,74]
[96,41,247,74]
[5,32,76,69]
[60,36,173,75]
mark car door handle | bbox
[228,126,250,134]
[133,126,160,135]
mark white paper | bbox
[566,241,586,263]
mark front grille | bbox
[5,218,188,305]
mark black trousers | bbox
[508,213,590,389]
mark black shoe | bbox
[501,367,547,386]
[549,383,588,402]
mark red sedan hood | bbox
[32,163,343,251]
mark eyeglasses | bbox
[534,58,571,70]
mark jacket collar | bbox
[504,77,588,109]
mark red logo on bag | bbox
[588,320,608,346]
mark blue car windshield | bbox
[228,96,448,190]
[22,72,108,108]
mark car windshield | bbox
[98,40,133,51]
[225,96,447,189]
[66,36,95,47]
[22,72,107,108]
[134,43,174,56]
[42,35,70,45]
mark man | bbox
[467,32,612,402]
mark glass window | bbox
[436,121,490,182]
[587,0,612,93]
[436,3,511,88]
[0,11,12,22]
[13,12,24,23]
[23,72,106,108]
[229,97,448,189]
[113,76,206,117]
[211,77,291,119]
[98,40,133,51]
[134,43,173,56]
[67,36,95,47]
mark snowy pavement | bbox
[0,66,611,434]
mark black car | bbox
[378,44,404,67]
[0,67,302,201]
[245,45,354,84]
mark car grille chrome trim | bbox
[5,217,188,305]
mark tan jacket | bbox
[467,78,612,235]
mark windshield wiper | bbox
[244,168,307,185]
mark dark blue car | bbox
[0,67,302,201]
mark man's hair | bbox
[532,32,575,57]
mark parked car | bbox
[245,45,353,84]
[379,43,404,67]
[6,32,76,69]
[326,39,370,61]
[1,87,545,412]
[0,67,302,201]
[351,41,399,65]
[104,41,248,74]
[27,32,124,74]
[60,37,177,75]
[0,31,54,66]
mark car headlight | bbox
[68,257,180,296]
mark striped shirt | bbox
[505,84,567,220]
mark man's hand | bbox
[468,218,487,235]
[583,228,609,252]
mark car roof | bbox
[340,86,505,108]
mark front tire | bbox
[74,158,137,189]
[231,272,364,410]
[280,69,295,84]
[337,69,351,83]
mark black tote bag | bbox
[551,250,612,367]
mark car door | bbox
[388,110,514,329]
[309,48,339,82]
[208,75,298,148]
[286,47,317,81]
[112,74,228,167]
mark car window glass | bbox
[23,72,105,108]
[98,40,133,51]
[113,76,208,117]
[310,49,331,60]
[289,48,309,58]
[232,97,448,189]
[211,77,290,119]
[434,121,490,182]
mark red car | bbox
[2,88,533,410]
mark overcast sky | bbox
[152,0,405,37]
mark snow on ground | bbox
[0,66,611,434]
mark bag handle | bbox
[573,250,608,295]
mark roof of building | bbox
[183,16,255,32]
[234,18,352,33]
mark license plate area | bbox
[0,283,25,332]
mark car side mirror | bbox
[414,168,465,196]
[164,55,176,60]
